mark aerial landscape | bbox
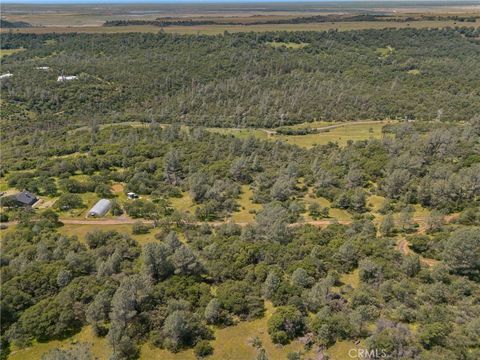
[0,1,479,359]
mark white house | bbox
[57,75,78,82]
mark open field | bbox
[141,302,311,360]
[8,327,110,360]
[0,48,25,59]
[209,121,391,148]
[246,121,387,148]
[58,223,156,246]
[267,41,309,49]
[303,192,353,222]
[3,19,479,35]
[9,302,314,360]
[2,1,479,34]
[65,119,391,149]
[276,122,387,148]
[231,185,263,223]
[169,192,196,215]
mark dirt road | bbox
[59,218,350,227]
[397,237,438,267]
[0,215,447,268]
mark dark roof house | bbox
[15,191,38,206]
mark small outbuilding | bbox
[57,75,78,82]
[14,191,38,206]
[88,199,112,217]
[0,73,13,79]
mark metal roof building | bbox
[88,199,112,217]
[15,191,38,206]
[57,75,78,82]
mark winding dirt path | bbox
[397,237,439,267]
[0,214,449,268]
[58,218,350,227]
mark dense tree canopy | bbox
[1,27,479,130]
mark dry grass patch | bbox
[326,339,366,360]
[231,185,262,223]
[275,122,386,148]
[303,193,352,222]
[170,192,196,215]
[8,326,109,360]
[111,183,124,193]
[207,127,270,141]
[142,302,310,360]
[0,48,25,58]
[58,223,156,246]
[407,69,421,75]
[340,269,360,290]
[267,41,308,49]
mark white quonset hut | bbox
[88,199,112,217]
[57,75,78,82]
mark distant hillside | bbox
[103,14,390,28]
[1,28,479,128]
[0,19,32,28]
[103,14,478,28]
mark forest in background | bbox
[1,27,480,129]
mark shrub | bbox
[194,340,213,358]
[132,221,151,235]
[267,306,305,345]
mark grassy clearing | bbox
[326,339,366,360]
[340,269,360,290]
[142,301,310,360]
[58,223,157,246]
[208,121,389,149]
[413,204,430,218]
[8,326,109,360]
[0,224,17,240]
[169,192,196,215]
[367,194,386,213]
[285,120,333,130]
[303,193,352,222]
[367,194,385,210]
[11,303,309,360]
[207,127,270,141]
[0,178,10,192]
[267,41,308,49]
[407,69,421,75]
[376,46,395,58]
[68,120,388,150]
[0,48,25,59]
[275,122,386,148]
[231,185,262,223]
